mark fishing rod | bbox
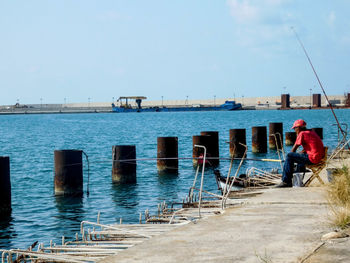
[291,27,347,141]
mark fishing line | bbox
[291,27,347,141]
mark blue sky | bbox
[1,0,349,105]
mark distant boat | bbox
[112,96,242,113]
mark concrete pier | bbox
[99,187,334,263]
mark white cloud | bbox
[327,11,336,27]
[97,11,131,22]
[27,66,39,73]
[227,0,259,24]
[226,0,294,53]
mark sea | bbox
[0,109,349,249]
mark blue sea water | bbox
[0,109,349,249]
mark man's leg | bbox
[282,152,311,185]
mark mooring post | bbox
[0,156,11,216]
[252,126,267,153]
[269,122,283,149]
[54,150,83,196]
[229,129,246,158]
[281,94,290,109]
[285,132,297,146]
[157,137,178,174]
[112,145,137,183]
[200,131,219,166]
[312,94,321,108]
[192,135,211,166]
[311,127,323,140]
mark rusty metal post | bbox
[252,126,267,153]
[0,157,11,216]
[311,127,323,140]
[269,122,283,149]
[112,145,136,183]
[285,132,297,146]
[192,135,211,166]
[157,137,178,174]
[281,94,290,109]
[200,131,219,166]
[54,150,83,196]
[312,94,321,108]
[346,93,350,107]
[229,129,246,158]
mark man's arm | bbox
[291,144,300,152]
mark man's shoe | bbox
[275,182,292,188]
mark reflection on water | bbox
[111,183,139,223]
[53,195,84,240]
[111,184,139,208]
[0,214,16,249]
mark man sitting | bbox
[277,119,324,188]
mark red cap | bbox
[292,119,306,129]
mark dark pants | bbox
[282,152,312,185]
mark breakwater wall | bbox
[0,95,348,114]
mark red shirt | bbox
[295,130,324,164]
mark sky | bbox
[1,0,350,105]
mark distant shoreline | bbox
[1,105,349,115]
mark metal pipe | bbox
[252,126,267,153]
[54,150,83,196]
[311,127,323,140]
[285,132,297,146]
[229,129,246,158]
[192,135,210,167]
[200,131,219,166]
[312,94,321,107]
[194,145,207,218]
[269,123,283,149]
[157,137,178,174]
[0,156,11,216]
[112,145,136,183]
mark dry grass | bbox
[327,166,350,229]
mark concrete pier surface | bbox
[99,186,350,263]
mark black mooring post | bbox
[252,126,267,153]
[54,150,83,196]
[0,156,11,216]
[157,137,178,174]
[112,145,137,183]
[200,131,219,166]
[229,129,246,158]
